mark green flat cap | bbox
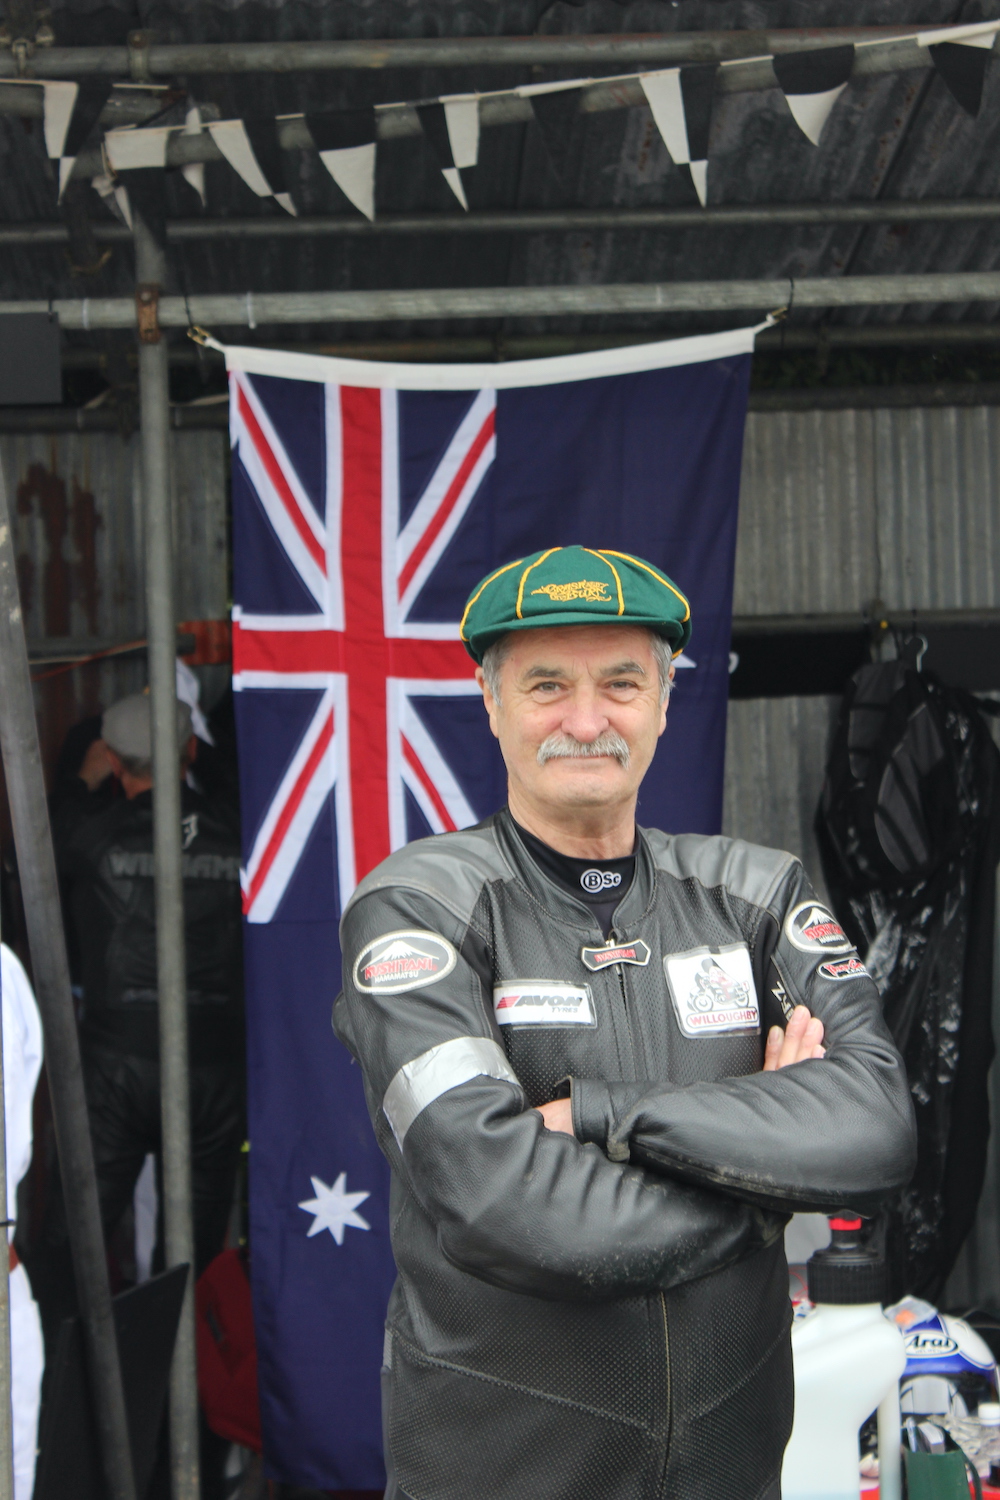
[460,545,692,664]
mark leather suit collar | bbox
[491,806,656,936]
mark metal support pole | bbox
[0,463,136,1500]
[0,25,966,77]
[7,270,1000,328]
[5,198,1000,247]
[134,213,199,1500]
[0,934,13,1500]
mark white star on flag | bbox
[298,1172,372,1245]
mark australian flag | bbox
[228,326,759,1489]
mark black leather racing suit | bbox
[30,782,246,1353]
[335,809,916,1500]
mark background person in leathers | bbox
[29,692,245,1359]
[336,546,917,1500]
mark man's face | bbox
[476,625,670,819]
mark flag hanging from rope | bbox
[226,324,760,1489]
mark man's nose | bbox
[560,687,609,743]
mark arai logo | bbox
[904,1330,960,1359]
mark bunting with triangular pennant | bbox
[526,84,583,187]
[416,97,479,209]
[919,20,999,117]
[306,106,377,221]
[207,118,297,216]
[640,65,717,206]
[58,80,112,200]
[182,102,207,206]
[772,45,855,145]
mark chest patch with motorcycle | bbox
[663,943,760,1037]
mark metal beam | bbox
[134,215,199,1500]
[0,457,137,1500]
[7,272,1000,328]
[4,199,1000,248]
[47,324,1000,372]
[0,27,946,78]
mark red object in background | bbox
[195,1248,262,1452]
[179,618,232,666]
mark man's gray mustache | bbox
[536,730,631,769]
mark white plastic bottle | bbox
[782,1217,906,1500]
[975,1402,1000,1479]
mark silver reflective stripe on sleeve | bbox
[382,1036,520,1148]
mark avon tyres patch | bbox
[663,944,760,1037]
[784,901,853,956]
[580,940,651,972]
[493,982,596,1027]
[353,930,457,995]
[818,956,869,982]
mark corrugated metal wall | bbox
[3,429,228,776]
[723,403,1000,1309]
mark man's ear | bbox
[184,733,198,765]
[474,667,501,741]
[658,664,675,737]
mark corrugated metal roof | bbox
[2,0,999,352]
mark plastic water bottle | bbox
[974,1402,1000,1478]
[782,1217,906,1500]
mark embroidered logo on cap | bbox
[493,981,596,1027]
[784,901,853,955]
[354,930,457,995]
[580,868,622,893]
[581,940,651,972]
[818,956,869,982]
[663,944,760,1037]
[531,581,610,603]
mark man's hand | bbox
[763,1005,826,1071]
[78,738,114,792]
[534,1098,574,1135]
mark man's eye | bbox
[534,681,562,694]
[609,680,640,691]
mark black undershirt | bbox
[512,818,636,938]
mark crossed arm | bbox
[535,1005,827,1135]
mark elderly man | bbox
[335,546,916,1500]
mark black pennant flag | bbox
[416,99,479,209]
[307,106,377,220]
[244,117,298,216]
[59,80,112,200]
[929,41,991,116]
[640,64,717,205]
[528,87,582,188]
[772,45,855,144]
[207,119,297,216]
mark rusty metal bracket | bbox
[135,283,161,344]
[127,29,154,82]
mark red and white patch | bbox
[663,944,760,1037]
[784,901,853,956]
[493,982,596,1027]
[353,930,457,995]
[817,956,869,982]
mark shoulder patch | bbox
[353,930,457,995]
[818,956,869,982]
[784,901,853,956]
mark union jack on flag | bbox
[227,328,758,1490]
[232,375,499,921]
